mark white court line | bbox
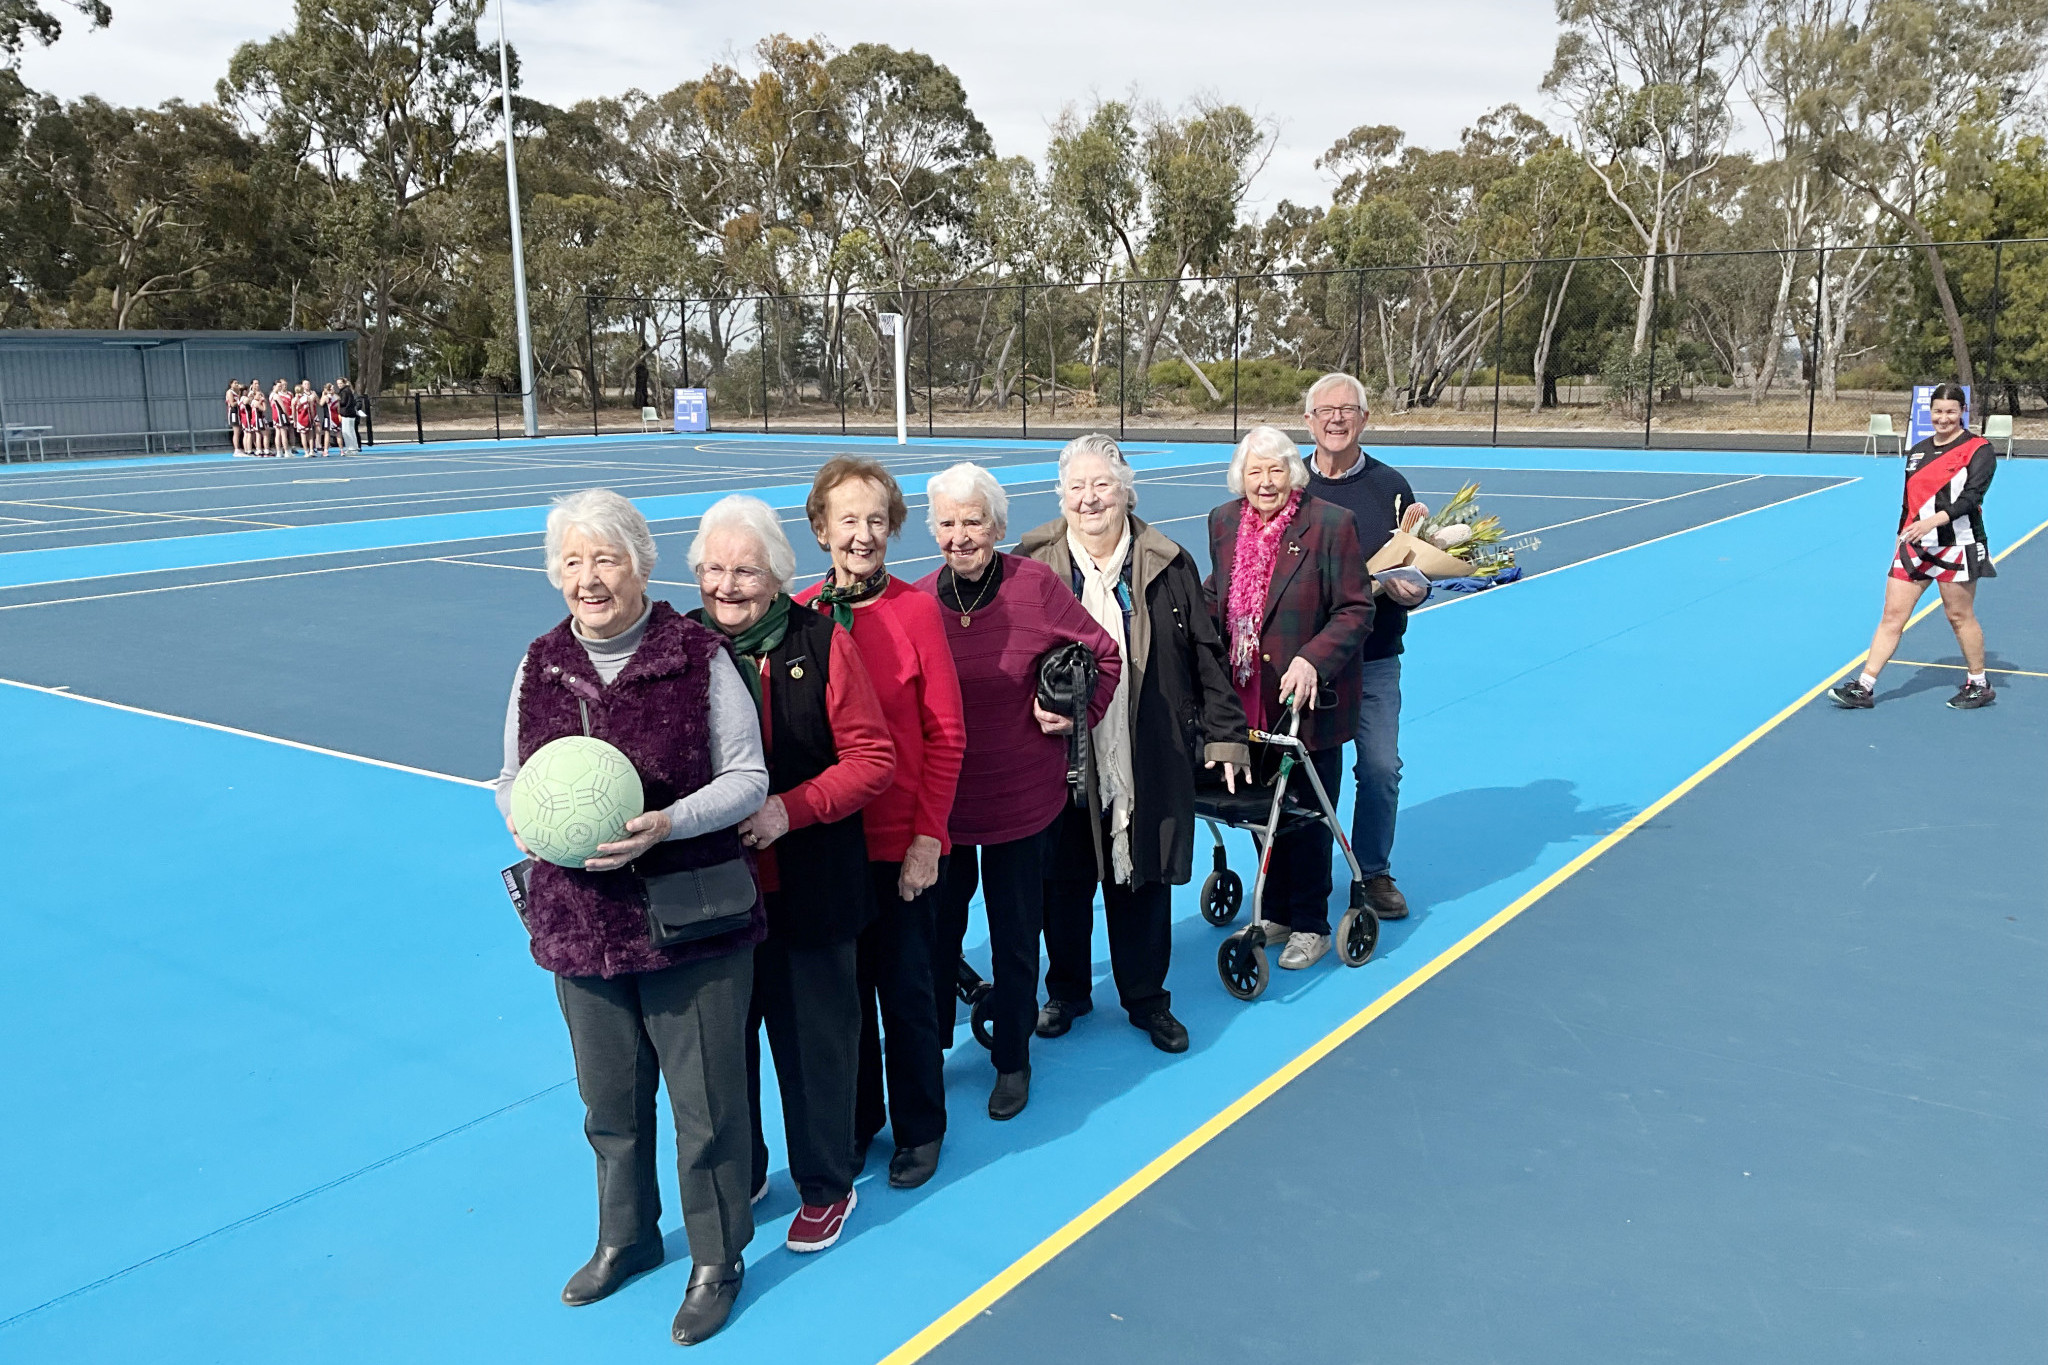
[1506,474,1763,536]
[0,554,461,610]
[1411,477,1856,615]
[0,676,489,788]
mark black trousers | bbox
[746,936,860,1208]
[935,823,1053,1074]
[855,859,949,1152]
[1260,744,1348,937]
[554,951,754,1266]
[1043,810,1172,1020]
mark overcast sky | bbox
[14,0,1565,210]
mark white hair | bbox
[687,494,798,590]
[545,488,657,587]
[1057,433,1139,512]
[1304,371,1371,415]
[925,462,1009,537]
[1227,425,1312,497]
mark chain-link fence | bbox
[355,237,2048,452]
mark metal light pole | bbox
[499,2,539,437]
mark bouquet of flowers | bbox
[1400,482,1539,580]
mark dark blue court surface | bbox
[0,431,2040,1364]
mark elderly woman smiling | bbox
[685,495,895,1256]
[1204,426,1374,972]
[1017,435,1250,1054]
[493,488,766,1346]
[919,462,1120,1121]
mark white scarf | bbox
[1069,523,1136,884]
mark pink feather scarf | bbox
[1226,489,1301,686]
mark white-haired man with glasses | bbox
[1301,373,1422,923]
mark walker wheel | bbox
[1217,927,1269,1001]
[1335,906,1379,968]
[1199,869,1244,926]
[970,992,997,1049]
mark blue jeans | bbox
[1349,655,1403,880]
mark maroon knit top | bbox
[915,553,1121,846]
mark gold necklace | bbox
[953,565,998,627]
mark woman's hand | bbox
[1899,514,1946,542]
[1278,656,1321,711]
[738,796,790,851]
[505,811,531,857]
[583,810,673,872]
[1033,700,1074,735]
[1205,759,1244,793]
[1382,575,1430,608]
[899,834,942,901]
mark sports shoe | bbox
[1828,680,1875,709]
[1947,679,1997,710]
[785,1188,856,1253]
[1277,932,1331,970]
[750,1177,768,1206]
[1362,874,1408,920]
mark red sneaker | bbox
[785,1187,857,1252]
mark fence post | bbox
[414,391,424,445]
[1018,281,1029,439]
[1232,273,1242,444]
[757,298,770,434]
[494,391,502,440]
[1490,260,1506,446]
[1986,239,2004,415]
[1642,254,1659,449]
[1116,281,1127,442]
[680,297,692,389]
[924,291,935,438]
[1806,246,1825,451]
[1353,271,1365,382]
[584,296,600,436]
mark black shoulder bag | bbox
[1037,642,1107,881]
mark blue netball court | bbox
[0,432,2041,1364]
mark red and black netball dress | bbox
[1893,431,1997,582]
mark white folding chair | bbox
[1863,413,1904,456]
[640,405,660,432]
[1984,413,2014,456]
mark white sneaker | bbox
[1278,932,1330,970]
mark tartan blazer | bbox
[1204,493,1375,752]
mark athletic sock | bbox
[1967,672,1987,686]
[1858,672,1879,691]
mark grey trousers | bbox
[555,950,755,1266]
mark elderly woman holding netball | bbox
[792,457,966,1191]
[685,495,896,1258]
[921,462,1120,1121]
[1205,427,1373,971]
[1017,435,1249,1054]
[493,488,766,1346]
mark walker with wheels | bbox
[1193,708,1378,1001]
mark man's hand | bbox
[738,795,790,851]
[583,810,673,872]
[1383,576,1429,608]
[1278,656,1320,712]
[899,834,942,901]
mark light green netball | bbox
[510,736,645,868]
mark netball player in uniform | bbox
[294,381,316,455]
[1830,383,1998,711]
[320,384,340,455]
[242,381,266,454]
[226,381,244,454]
[271,380,293,456]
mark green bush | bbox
[1137,356,1326,412]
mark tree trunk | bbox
[1918,241,1974,388]
[1166,332,1222,402]
[1128,278,1182,416]
[1530,258,1577,413]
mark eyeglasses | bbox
[695,563,770,586]
[1309,405,1365,421]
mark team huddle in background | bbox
[225,376,361,457]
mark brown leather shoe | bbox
[1362,874,1409,920]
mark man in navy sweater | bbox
[1301,373,1422,921]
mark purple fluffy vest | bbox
[516,601,763,978]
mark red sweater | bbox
[751,625,896,892]
[794,577,967,861]
[913,554,1121,847]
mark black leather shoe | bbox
[888,1137,943,1189]
[1363,874,1409,920]
[1035,997,1091,1038]
[560,1240,664,1306]
[1133,1007,1189,1054]
[671,1260,744,1345]
[988,1067,1031,1120]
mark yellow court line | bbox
[879,510,2048,1365]
[1892,659,2048,679]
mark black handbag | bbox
[1037,642,1107,880]
[500,854,756,948]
